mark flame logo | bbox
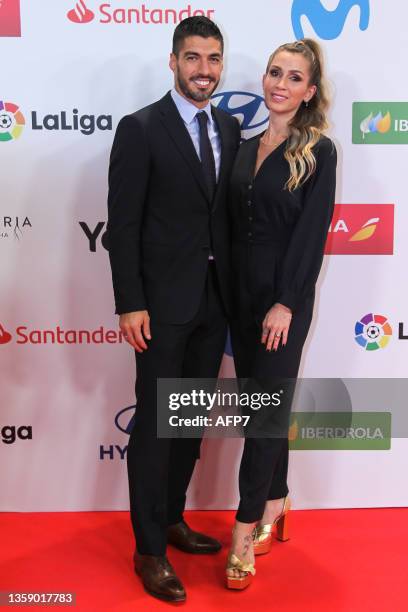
[288,418,298,441]
[0,323,12,345]
[67,0,94,24]
[349,217,379,242]
[360,111,391,138]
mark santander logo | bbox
[66,2,215,26]
[0,323,12,345]
[67,0,95,23]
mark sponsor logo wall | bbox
[1,0,407,512]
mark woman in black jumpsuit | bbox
[226,39,337,588]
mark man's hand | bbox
[119,311,151,352]
[261,303,292,352]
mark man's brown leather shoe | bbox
[134,553,186,602]
[167,520,222,554]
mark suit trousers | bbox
[127,262,227,555]
[230,296,313,523]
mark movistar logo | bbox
[291,0,370,40]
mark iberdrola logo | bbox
[360,111,391,139]
[353,102,408,144]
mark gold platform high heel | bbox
[226,553,256,590]
[253,496,291,555]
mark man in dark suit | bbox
[107,16,241,602]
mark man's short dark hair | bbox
[172,16,224,56]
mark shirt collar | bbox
[171,88,213,125]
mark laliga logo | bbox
[67,0,95,23]
[360,111,391,139]
[211,91,268,138]
[0,101,25,141]
[355,313,392,351]
[291,0,370,40]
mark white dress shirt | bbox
[170,88,221,180]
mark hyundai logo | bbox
[115,404,136,434]
[212,91,268,137]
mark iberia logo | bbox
[67,0,95,23]
[0,0,21,37]
[325,204,394,255]
[0,324,12,345]
[349,217,379,242]
[0,101,25,141]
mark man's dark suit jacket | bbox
[107,91,241,324]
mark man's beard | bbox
[176,73,219,103]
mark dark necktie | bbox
[196,111,217,202]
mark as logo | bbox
[67,0,95,23]
[211,92,268,139]
[355,313,392,351]
[291,0,370,40]
[0,101,25,141]
[0,323,12,345]
[0,0,21,37]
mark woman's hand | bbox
[261,303,292,351]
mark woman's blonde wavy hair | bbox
[266,38,329,191]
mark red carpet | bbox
[1,509,407,611]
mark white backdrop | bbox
[1,0,407,511]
